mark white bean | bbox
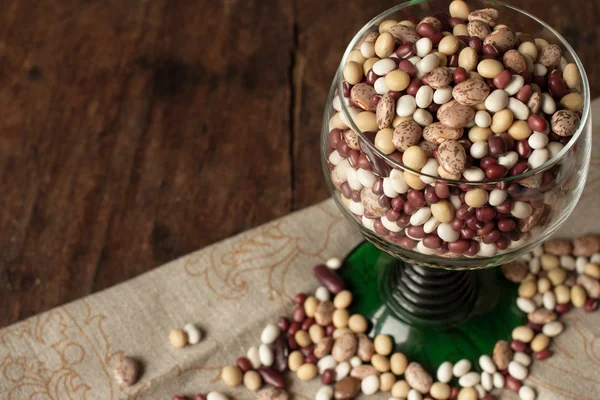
[333,95,343,112]
[346,168,363,191]
[507,98,530,120]
[316,386,334,400]
[511,201,533,219]
[478,242,497,257]
[528,132,549,150]
[373,59,398,76]
[357,169,377,188]
[437,361,453,383]
[383,177,399,198]
[390,169,410,193]
[362,216,376,231]
[361,374,380,395]
[519,385,537,400]
[528,149,550,169]
[449,195,462,210]
[247,346,261,368]
[452,359,471,377]
[260,324,281,345]
[374,77,390,94]
[416,85,434,108]
[382,216,402,232]
[416,37,433,57]
[408,56,422,65]
[474,384,486,398]
[315,286,330,302]
[517,297,536,313]
[481,371,493,391]
[543,291,556,310]
[433,87,453,104]
[335,361,351,381]
[514,352,532,367]
[508,360,528,380]
[408,389,423,400]
[505,74,525,96]
[541,93,556,114]
[485,89,509,112]
[493,372,505,389]
[360,41,375,58]
[458,371,480,387]
[497,151,519,169]
[207,392,229,400]
[463,167,485,181]
[542,321,564,337]
[529,257,540,274]
[259,344,274,366]
[350,356,362,367]
[479,355,497,374]
[475,110,492,128]
[489,189,508,207]
[396,95,417,117]
[348,200,365,216]
[591,253,600,263]
[183,323,202,345]
[413,109,433,126]
[318,355,338,374]
[532,63,547,76]
[417,240,436,255]
[576,256,588,274]
[438,222,460,243]
[470,141,489,159]
[418,53,440,73]
[326,257,342,269]
[420,157,439,184]
[547,141,564,159]
[424,216,441,234]
[560,255,576,270]
[328,150,343,165]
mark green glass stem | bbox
[338,241,525,373]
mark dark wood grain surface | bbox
[1,0,599,328]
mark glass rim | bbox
[337,0,591,185]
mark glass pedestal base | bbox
[339,241,524,372]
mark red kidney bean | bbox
[302,317,315,330]
[396,43,416,59]
[450,218,465,231]
[430,32,444,46]
[336,140,351,157]
[510,161,529,176]
[386,209,401,222]
[343,81,352,97]
[467,216,484,230]
[287,335,298,350]
[549,69,562,80]
[486,165,507,179]
[468,36,483,53]
[288,321,301,335]
[391,195,406,211]
[372,178,384,195]
[274,336,289,372]
[520,69,532,84]
[497,218,516,232]
[585,298,599,312]
[258,367,286,389]
[493,69,512,89]
[449,17,464,27]
[340,182,352,199]
[480,156,498,169]
[448,54,459,67]
[456,204,475,220]
[378,194,390,209]
[417,22,437,37]
[370,96,382,108]
[477,222,495,236]
[397,214,411,228]
[279,317,291,332]
[423,234,442,249]
[505,376,522,392]
[321,368,335,385]
[237,357,254,372]
[452,67,467,84]
[300,346,314,357]
[406,77,422,96]
[293,306,306,323]
[496,236,509,250]
[482,44,499,57]
[450,387,460,400]
[403,201,418,215]
[387,151,403,168]
[460,227,476,239]
[366,69,380,85]
[406,225,425,239]
[465,241,479,256]
[328,129,342,149]
[348,150,360,168]
[305,353,317,364]
[313,264,345,294]
[294,293,306,305]
[456,35,470,45]
[488,136,506,156]
[511,340,527,352]
[495,198,513,214]
[351,190,361,202]
[424,186,440,204]
[428,103,441,115]
[173,396,187,400]
[398,236,417,249]
[526,322,542,332]
[374,220,389,236]
[448,239,470,254]
[399,60,418,78]
[194,395,207,400]
[516,84,533,103]
[436,243,449,255]
[555,303,570,314]
[434,182,450,199]
[387,90,402,101]
[548,76,567,99]
[516,139,533,158]
[408,189,426,208]
[500,132,515,151]
[358,154,372,170]
[507,183,522,195]
[325,324,335,336]
[534,349,553,360]
[476,207,497,223]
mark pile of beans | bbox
[326,0,586,258]
[169,234,599,400]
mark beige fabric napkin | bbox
[1,100,599,399]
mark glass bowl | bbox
[321,0,591,270]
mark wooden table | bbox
[1,0,598,328]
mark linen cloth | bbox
[1,101,599,400]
